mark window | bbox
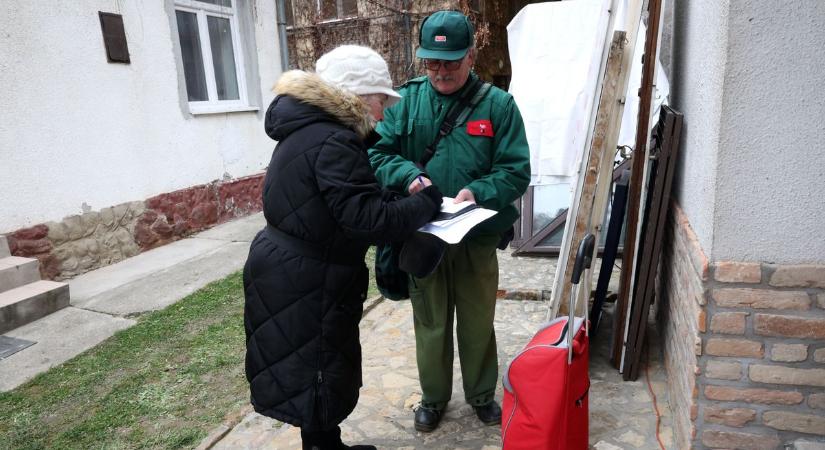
[283,0,295,27]
[174,0,252,114]
[318,0,357,21]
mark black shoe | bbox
[414,406,442,432]
[301,426,376,450]
[473,400,502,426]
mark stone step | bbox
[0,236,9,258]
[0,280,70,334]
[0,256,41,294]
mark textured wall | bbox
[660,203,825,449]
[670,0,825,264]
[713,0,825,263]
[658,204,707,449]
[0,0,281,233]
[668,0,730,258]
[7,175,263,280]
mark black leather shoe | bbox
[473,400,502,426]
[414,406,442,432]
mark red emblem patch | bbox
[467,119,494,137]
[435,35,447,42]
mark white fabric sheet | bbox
[507,0,611,185]
[507,0,670,189]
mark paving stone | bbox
[212,297,674,449]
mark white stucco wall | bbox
[0,0,282,233]
[671,0,825,263]
[668,0,730,259]
[713,0,825,263]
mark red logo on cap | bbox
[435,35,447,42]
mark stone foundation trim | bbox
[712,288,811,310]
[703,406,756,428]
[700,429,780,450]
[749,365,825,387]
[762,410,825,435]
[770,265,825,289]
[754,314,825,340]
[714,261,762,283]
[703,385,804,405]
[4,173,264,280]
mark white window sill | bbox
[189,105,260,115]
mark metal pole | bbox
[403,0,413,80]
[275,0,290,71]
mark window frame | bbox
[316,0,358,23]
[173,0,253,114]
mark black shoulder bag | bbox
[376,79,491,300]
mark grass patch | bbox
[0,248,380,449]
[0,271,249,449]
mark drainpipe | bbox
[403,0,413,80]
[275,0,290,71]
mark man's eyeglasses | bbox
[422,58,463,71]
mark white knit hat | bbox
[315,45,401,108]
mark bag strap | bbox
[417,78,492,169]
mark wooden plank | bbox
[626,106,683,380]
[622,108,674,379]
[549,0,645,319]
[611,0,665,368]
[549,32,627,319]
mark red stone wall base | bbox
[5,173,264,279]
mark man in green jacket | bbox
[369,10,530,432]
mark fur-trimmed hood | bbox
[265,70,373,141]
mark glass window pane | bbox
[342,0,357,17]
[320,0,337,20]
[532,183,571,232]
[197,0,232,7]
[207,15,240,100]
[284,0,295,26]
[176,10,208,102]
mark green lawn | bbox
[0,248,378,449]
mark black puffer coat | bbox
[243,71,440,429]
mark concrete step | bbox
[0,280,70,334]
[0,256,41,294]
[0,236,9,258]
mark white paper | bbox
[418,197,497,244]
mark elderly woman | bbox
[243,46,442,450]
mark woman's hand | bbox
[408,176,432,194]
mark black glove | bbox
[419,184,443,208]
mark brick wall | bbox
[657,202,707,448]
[659,202,825,449]
[6,174,264,280]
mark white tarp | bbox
[508,0,611,186]
[508,0,670,190]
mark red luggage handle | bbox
[568,234,595,364]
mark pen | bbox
[417,175,425,186]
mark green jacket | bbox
[369,73,531,235]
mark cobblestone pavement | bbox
[210,252,674,449]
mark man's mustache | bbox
[434,75,454,82]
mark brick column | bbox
[659,203,825,449]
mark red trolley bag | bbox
[501,234,595,450]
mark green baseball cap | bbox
[416,11,474,61]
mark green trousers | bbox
[409,233,499,411]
